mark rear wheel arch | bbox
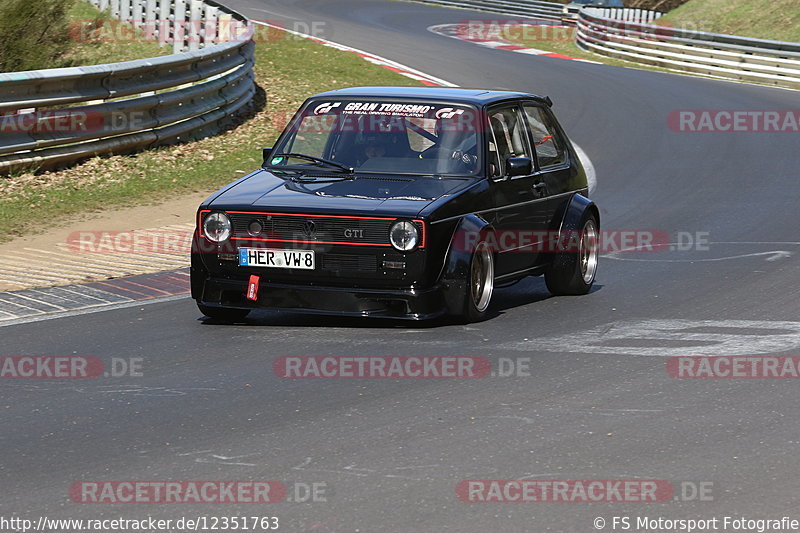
[557,193,599,236]
[546,194,600,295]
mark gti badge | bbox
[344,228,364,238]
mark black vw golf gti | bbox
[192,87,599,322]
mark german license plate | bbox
[238,248,315,270]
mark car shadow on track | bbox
[197,277,603,329]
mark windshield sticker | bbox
[435,108,465,119]
[313,101,443,118]
[313,102,342,115]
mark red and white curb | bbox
[253,21,457,87]
[428,22,600,63]
[0,269,189,325]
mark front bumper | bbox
[193,269,448,320]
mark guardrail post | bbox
[173,0,187,53]
[188,0,204,50]
[119,0,134,24]
[217,13,233,43]
[120,0,131,24]
[204,4,219,45]
[98,0,109,11]
[158,0,172,44]
[110,0,121,18]
[143,0,156,39]
[132,0,143,31]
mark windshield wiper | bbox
[272,153,354,174]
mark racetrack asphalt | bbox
[2,1,799,531]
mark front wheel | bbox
[545,213,599,295]
[197,303,251,322]
[460,240,495,323]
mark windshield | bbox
[270,100,483,176]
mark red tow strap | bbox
[246,275,260,301]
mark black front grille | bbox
[229,212,394,245]
[322,254,377,272]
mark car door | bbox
[520,102,574,264]
[486,103,550,277]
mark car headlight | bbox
[203,212,232,243]
[389,220,419,251]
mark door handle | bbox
[532,182,547,191]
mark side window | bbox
[523,105,566,168]
[488,106,532,177]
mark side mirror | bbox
[262,146,273,166]
[506,156,533,177]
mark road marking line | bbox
[9,291,69,311]
[501,319,800,357]
[56,285,132,302]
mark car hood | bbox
[208,169,475,218]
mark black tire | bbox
[197,303,251,322]
[545,212,599,296]
[460,240,495,323]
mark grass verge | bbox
[0,9,422,243]
[656,0,800,43]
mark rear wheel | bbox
[545,213,599,295]
[460,240,495,322]
[197,303,251,322]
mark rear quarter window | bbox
[523,105,567,169]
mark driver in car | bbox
[355,133,392,167]
[420,118,478,172]
[364,135,388,160]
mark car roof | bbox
[310,86,551,106]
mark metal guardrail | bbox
[578,7,662,23]
[576,7,800,89]
[407,0,799,90]
[0,1,256,174]
[408,0,564,22]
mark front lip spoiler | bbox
[196,277,448,320]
